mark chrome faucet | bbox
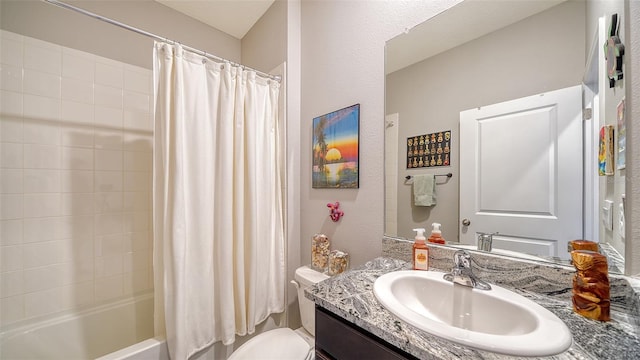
[443,250,492,290]
[477,232,497,252]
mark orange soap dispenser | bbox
[412,228,429,271]
[428,222,445,244]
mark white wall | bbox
[1,29,153,327]
[300,0,462,267]
[284,0,303,329]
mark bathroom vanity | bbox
[315,306,416,360]
[307,239,640,359]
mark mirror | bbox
[385,0,629,273]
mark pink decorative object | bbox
[327,202,344,222]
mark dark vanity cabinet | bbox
[315,306,418,360]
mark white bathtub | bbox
[96,313,285,360]
[97,337,169,360]
[0,292,154,359]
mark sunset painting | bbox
[312,104,359,188]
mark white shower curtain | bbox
[152,42,285,360]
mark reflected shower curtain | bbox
[152,43,284,360]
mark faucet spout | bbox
[477,232,498,252]
[443,250,491,290]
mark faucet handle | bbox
[453,250,471,268]
[445,250,492,290]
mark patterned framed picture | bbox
[407,130,451,168]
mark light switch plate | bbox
[602,200,613,231]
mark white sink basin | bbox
[373,270,572,356]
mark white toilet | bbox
[228,265,329,360]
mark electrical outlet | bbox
[619,202,625,238]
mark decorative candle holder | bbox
[312,234,330,271]
[328,250,349,276]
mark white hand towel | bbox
[413,174,436,206]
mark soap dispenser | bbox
[412,228,429,270]
[428,223,445,244]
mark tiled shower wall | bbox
[0,30,153,327]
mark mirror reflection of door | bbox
[385,113,400,235]
[459,86,583,260]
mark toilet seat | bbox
[228,328,312,360]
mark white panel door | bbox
[459,86,583,260]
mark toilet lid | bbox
[228,328,312,360]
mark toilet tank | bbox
[294,266,329,336]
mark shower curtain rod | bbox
[43,0,282,82]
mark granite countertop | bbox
[307,256,640,360]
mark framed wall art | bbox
[312,104,360,188]
[599,125,614,176]
[407,130,451,168]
